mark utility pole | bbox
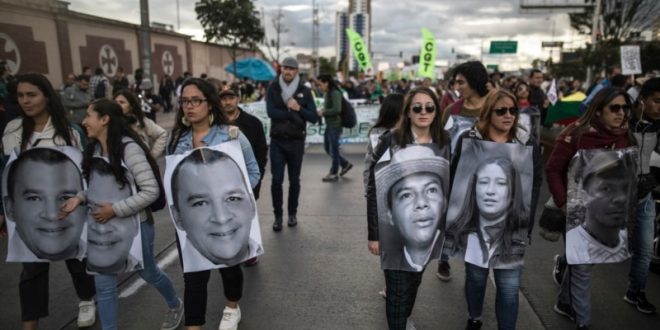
[586,0,602,87]
[139,0,152,80]
[312,0,320,77]
[176,0,180,31]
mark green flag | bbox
[418,28,436,79]
[346,28,372,71]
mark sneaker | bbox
[552,254,565,286]
[322,173,339,182]
[436,261,451,281]
[161,298,184,330]
[406,318,416,330]
[243,257,258,266]
[77,299,96,328]
[378,288,387,299]
[624,290,657,314]
[465,319,482,330]
[273,217,283,232]
[218,306,241,330]
[340,163,354,176]
[553,302,576,321]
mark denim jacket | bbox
[169,124,261,188]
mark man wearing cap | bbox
[376,145,449,272]
[220,88,268,200]
[266,57,318,232]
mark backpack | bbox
[340,97,357,128]
[94,80,107,99]
[122,142,166,212]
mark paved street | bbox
[0,111,658,329]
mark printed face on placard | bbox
[7,156,85,260]
[475,163,510,220]
[86,171,139,271]
[389,172,444,249]
[173,157,255,264]
[583,169,629,229]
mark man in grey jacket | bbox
[61,75,91,126]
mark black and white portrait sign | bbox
[2,147,87,262]
[444,115,477,153]
[165,141,264,273]
[445,139,534,269]
[375,144,450,272]
[566,147,638,265]
[85,157,143,274]
[620,45,642,76]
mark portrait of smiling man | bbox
[3,147,87,262]
[376,145,450,272]
[85,158,142,274]
[168,146,262,272]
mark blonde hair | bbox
[476,89,519,141]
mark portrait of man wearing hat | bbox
[376,145,450,272]
[566,149,637,264]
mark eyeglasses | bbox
[493,107,518,116]
[411,103,436,114]
[607,104,631,113]
[178,98,207,107]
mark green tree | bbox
[196,0,265,79]
[318,57,336,76]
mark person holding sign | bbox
[366,86,450,329]
[167,78,260,330]
[2,73,96,329]
[446,89,541,330]
[61,99,184,330]
[546,87,637,329]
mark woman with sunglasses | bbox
[514,82,531,109]
[448,89,541,330]
[365,86,449,329]
[546,87,636,329]
[167,78,259,330]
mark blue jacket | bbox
[168,124,261,188]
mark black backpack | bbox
[340,97,357,128]
[94,80,107,99]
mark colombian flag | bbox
[544,92,586,126]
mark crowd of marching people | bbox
[0,56,659,330]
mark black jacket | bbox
[234,108,268,199]
[266,77,318,140]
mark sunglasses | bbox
[493,107,518,116]
[607,104,631,113]
[411,103,436,114]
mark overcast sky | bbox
[66,0,591,71]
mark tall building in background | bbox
[336,0,371,72]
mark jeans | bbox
[628,193,655,293]
[384,269,424,330]
[183,265,244,326]
[558,264,593,326]
[323,126,348,175]
[96,221,179,330]
[465,262,522,330]
[270,138,305,217]
[19,259,95,321]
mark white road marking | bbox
[118,248,179,298]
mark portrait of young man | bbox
[85,158,142,274]
[166,142,263,272]
[3,147,87,262]
[375,145,450,272]
[566,149,637,264]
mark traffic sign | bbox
[542,41,564,48]
[489,41,517,54]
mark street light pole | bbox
[139,0,152,81]
[586,0,602,86]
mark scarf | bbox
[279,74,300,105]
